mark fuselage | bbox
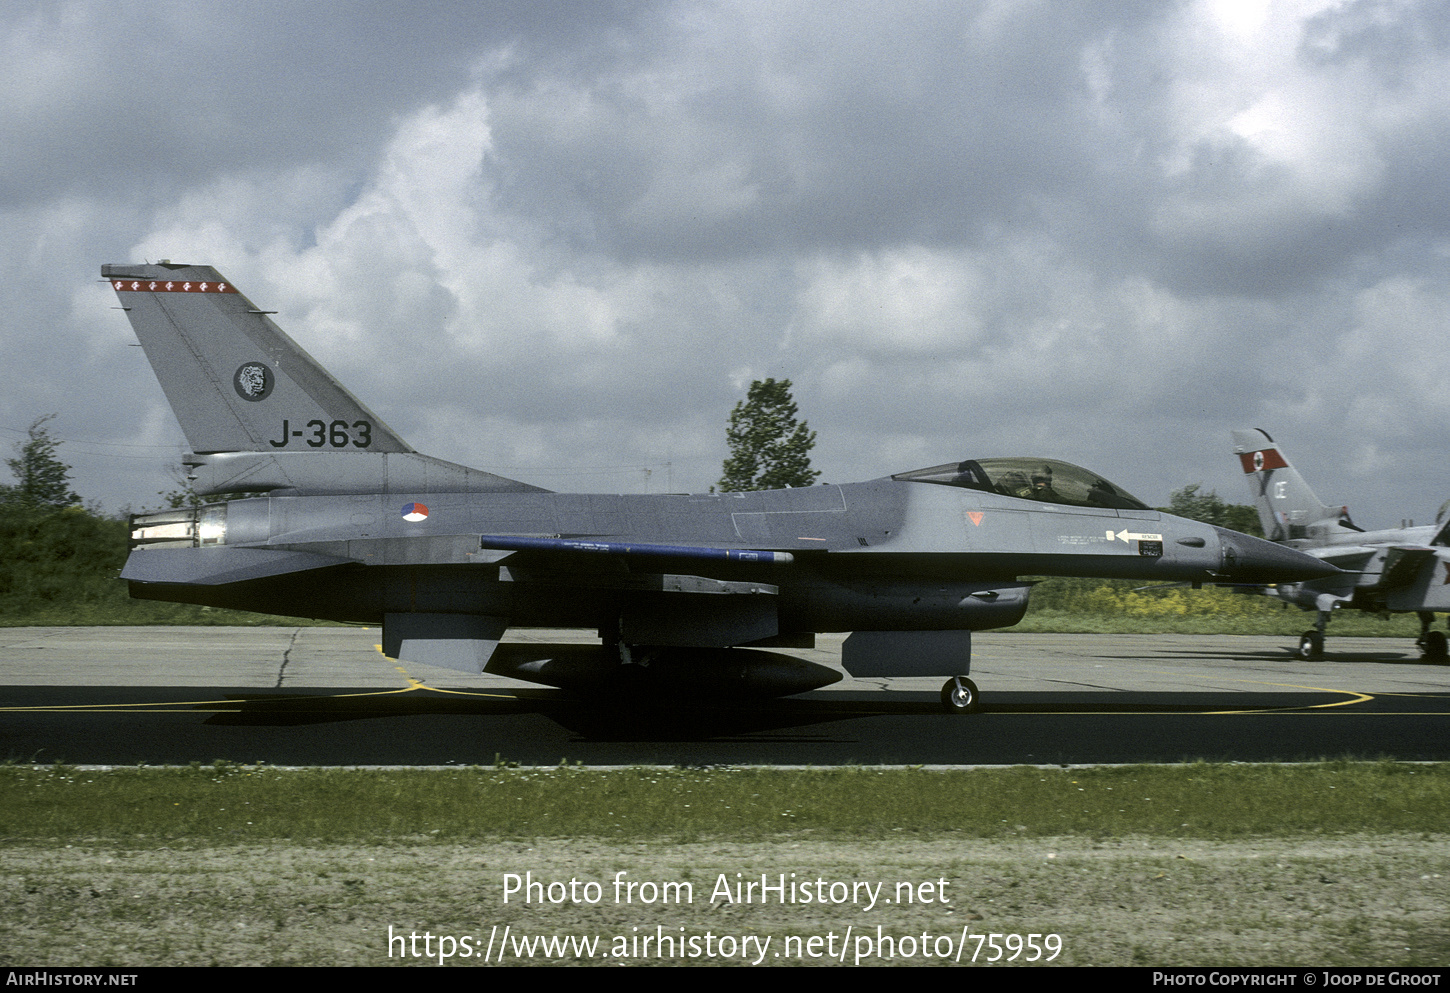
[126,474,1331,635]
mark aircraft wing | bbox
[1379,545,1444,591]
[477,534,796,565]
[1309,544,1382,572]
[123,532,798,593]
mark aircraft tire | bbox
[940,676,980,714]
[1298,631,1323,660]
[1422,630,1448,663]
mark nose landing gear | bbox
[940,676,981,714]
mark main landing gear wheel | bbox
[1422,630,1448,663]
[1298,630,1324,660]
[941,676,980,714]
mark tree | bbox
[719,378,820,491]
[1160,483,1262,537]
[3,415,79,509]
[154,460,206,511]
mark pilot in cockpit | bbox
[1028,465,1063,503]
[998,465,1064,503]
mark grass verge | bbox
[2,762,1448,968]
[4,760,1447,841]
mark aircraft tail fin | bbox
[105,263,412,455]
[105,263,545,497]
[1231,429,1352,541]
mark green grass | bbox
[4,761,1446,842]
[0,599,341,626]
[1011,608,1423,636]
[5,763,1446,967]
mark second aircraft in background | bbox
[1232,428,1450,661]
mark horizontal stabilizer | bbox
[120,546,354,585]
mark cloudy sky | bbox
[5,0,1450,529]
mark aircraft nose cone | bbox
[1211,527,1340,583]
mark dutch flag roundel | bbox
[401,502,429,523]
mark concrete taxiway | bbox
[3,625,1448,692]
[2,626,1447,765]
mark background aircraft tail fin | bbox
[104,263,412,456]
[1231,429,1352,541]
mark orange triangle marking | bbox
[967,512,983,526]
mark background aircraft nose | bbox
[1211,527,1340,583]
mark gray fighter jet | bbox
[1232,428,1450,661]
[105,262,1336,712]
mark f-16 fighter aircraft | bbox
[1233,428,1450,661]
[105,262,1336,712]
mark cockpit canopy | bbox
[893,457,1150,511]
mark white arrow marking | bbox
[1106,529,1163,543]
